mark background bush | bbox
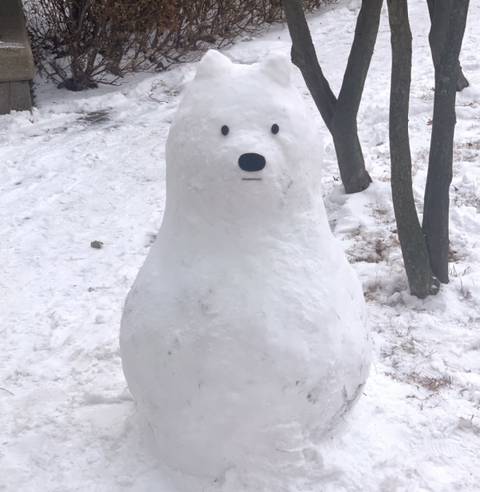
[24,0,332,91]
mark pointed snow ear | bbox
[194,50,232,81]
[260,54,292,87]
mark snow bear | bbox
[120,50,370,479]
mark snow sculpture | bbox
[120,50,370,478]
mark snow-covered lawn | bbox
[1,1,479,490]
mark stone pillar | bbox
[0,0,35,114]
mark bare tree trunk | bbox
[282,0,383,194]
[423,0,469,283]
[283,0,336,125]
[387,0,438,298]
[426,0,469,91]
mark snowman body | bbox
[120,51,370,478]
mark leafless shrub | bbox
[24,0,333,91]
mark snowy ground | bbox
[1,1,480,490]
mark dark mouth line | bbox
[242,178,262,181]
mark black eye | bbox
[271,124,280,135]
[221,125,229,136]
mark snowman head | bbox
[165,50,323,227]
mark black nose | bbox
[238,153,266,172]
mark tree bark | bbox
[387,0,438,298]
[283,0,336,126]
[423,0,469,283]
[426,0,469,91]
[282,0,383,194]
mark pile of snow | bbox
[120,50,370,480]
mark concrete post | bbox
[0,0,35,114]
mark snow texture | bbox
[120,50,370,479]
[0,42,24,49]
[1,0,480,490]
